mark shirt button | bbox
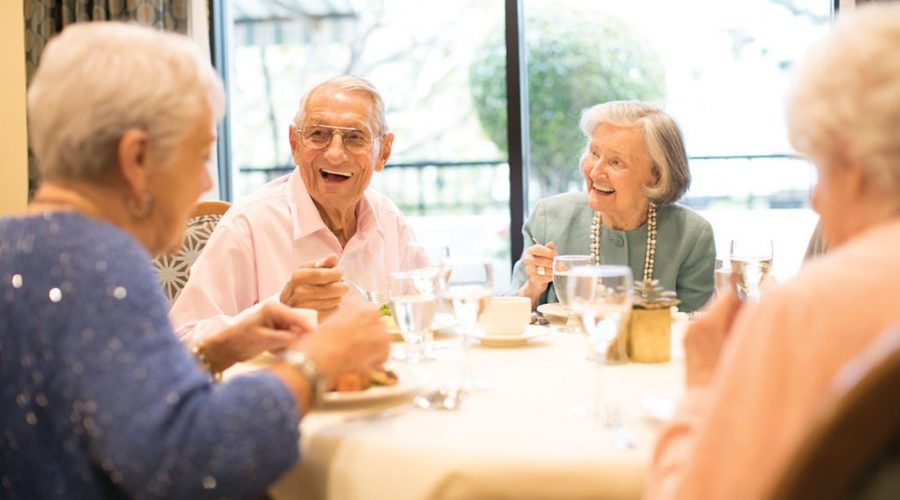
[608,235,624,247]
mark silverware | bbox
[343,279,388,304]
[413,387,463,411]
[602,405,635,450]
[531,311,550,326]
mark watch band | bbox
[281,350,324,408]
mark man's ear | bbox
[374,132,394,172]
[117,129,151,195]
[288,124,302,164]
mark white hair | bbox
[788,3,900,199]
[27,22,225,182]
[291,75,389,135]
[580,101,691,206]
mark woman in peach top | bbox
[646,4,900,499]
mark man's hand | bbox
[279,255,350,319]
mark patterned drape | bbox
[22,0,189,198]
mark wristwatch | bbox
[281,350,324,408]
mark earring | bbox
[127,192,154,220]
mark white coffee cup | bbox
[478,297,531,336]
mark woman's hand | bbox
[203,301,316,372]
[519,242,557,308]
[296,302,391,386]
[684,275,744,387]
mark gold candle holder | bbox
[626,308,672,363]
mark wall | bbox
[0,1,28,215]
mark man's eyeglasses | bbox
[298,124,379,153]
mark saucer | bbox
[473,325,550,347]
[536,303,568,320]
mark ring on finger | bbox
[536,266,546,277]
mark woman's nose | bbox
[589,159,606,179]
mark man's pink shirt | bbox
[169,170,418,341]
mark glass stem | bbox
[460,322,473,389]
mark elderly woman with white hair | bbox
[647,4,900,499]
[511,101,715,312]
[0,23,388,498]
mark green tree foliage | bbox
[469,8,666,195]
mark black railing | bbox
[238,160,512,215]
[237,155,813,214]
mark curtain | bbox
[22,0,189,198]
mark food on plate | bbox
[369,368,399,387]
[378,304,398,330]
[330,368,399,393]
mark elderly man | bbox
[171,76,417,341]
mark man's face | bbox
[290,89,393,214]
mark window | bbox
[215,0,833,285]
[518,0,831,279]
[220,0,513,288]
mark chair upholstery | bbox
[153,200,231,307]
[771,323,900,500]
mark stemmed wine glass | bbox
[729,238,773,300]
[552,255,593,333]
[567,265,633,417]
[389,269,440,364]
[406,242,451,358]
[443,257,493,390]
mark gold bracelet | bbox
[190,342,222,383]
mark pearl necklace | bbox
[590,203,657,282]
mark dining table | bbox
[226,314,689,500]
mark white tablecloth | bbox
[253,322,687,500]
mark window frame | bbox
[208,0,839,272]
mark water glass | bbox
[552,255,593,333]
[444,257,493,390]
[389,269,440,363]
[730,238,773,300]
[568,265,633,416]
[714,259,732,297]
[406,242,451,357]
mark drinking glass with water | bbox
[552,255,593,333]
[729,238,773,300]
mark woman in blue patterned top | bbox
[0,23,389,499]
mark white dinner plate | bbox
[323,366,428,406]
[388,312,457,341]
[472,325,550,347]
[536,303,569,319]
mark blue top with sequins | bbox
[0,213,300,499]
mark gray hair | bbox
[579,101,690,206]
[291,75,389,136]
[788,3,900,200]
[27,22,225,182]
